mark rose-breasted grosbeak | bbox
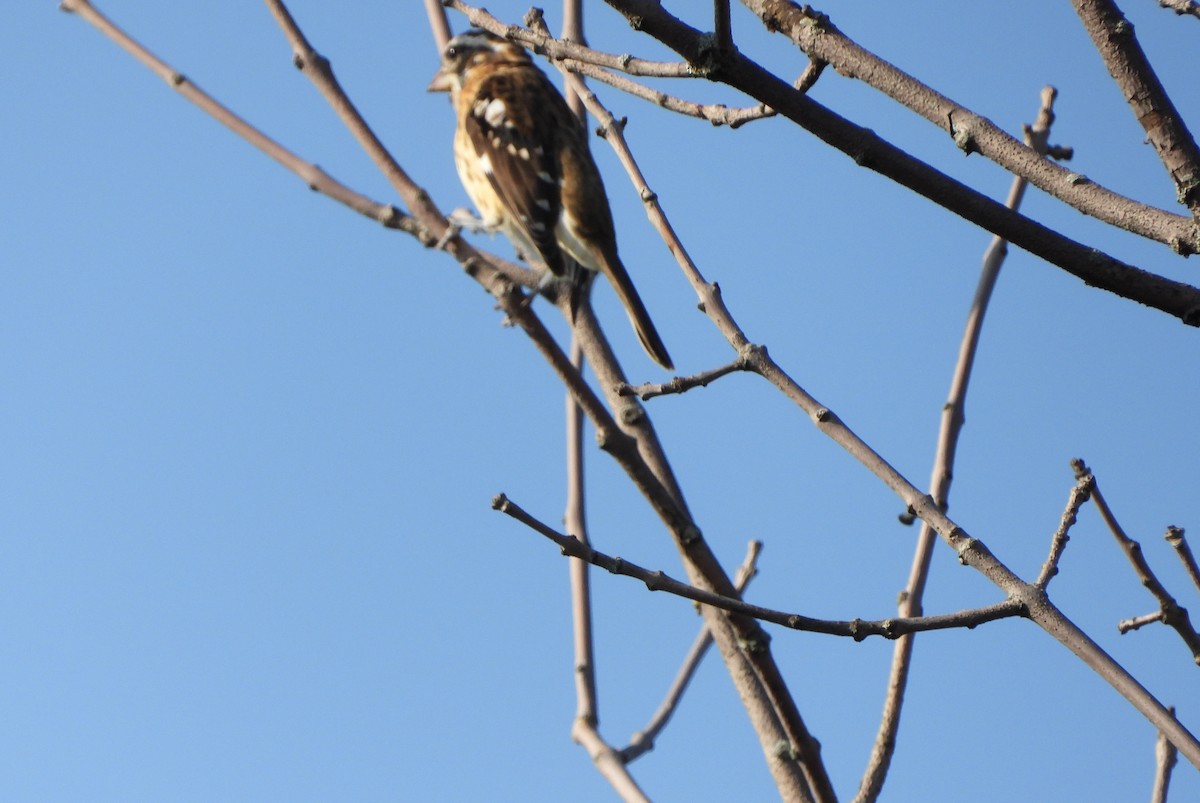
[428,29,674,370]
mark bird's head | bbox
[427,29,532,94]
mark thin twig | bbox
[855,87,1061,803]
[445,1,696,77]
[1119,611,1166,633]
[1076,459,1200,665]
[1037,467,1096,588]
[1152,706,1179,803]
[622,540,763,763]
[494,494,1027,638]
[617,355,753,400]
[57,0,423,236]
[1165,527,1200,594]
[562,57,779,128]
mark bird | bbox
[428,29,674,371]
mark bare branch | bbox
[1119,611,1166,633]
[424,0,451,50]
[57,0,424,236]
[1038,468,1096,589]
[1071,0,1200,216]
[445,1,695,77]
[617,356,753,400]
[568,7,1200,760]
[603,0,1200,325]
[856,86,1064,803]
[622,540,763,763]
[1165,526,1200,595]
[742,0,1199,251]
[494,493,1027,638]
[1157,0,1200,18]
[1152,706,1180,803]
[562,58,779,128]
[1077,459,1200,665]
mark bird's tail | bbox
[593,253,674,371]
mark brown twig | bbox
[494,494,1026,638]
[1038,467,1096,589]
[1152,706,1179,803]
[1075,459,1200,665]
[622,540,763,763]
[1071,0,1200,216]
[1165,526,1200,594]
[617,355,753,400]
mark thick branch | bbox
[1071,0,1200,215]
[744,0,1199,250]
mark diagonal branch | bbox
[1165,527,1200,594]
[1071,0,1200,216]
[742,0,1198,252]
[1038,467,1096,589]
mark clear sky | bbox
[6,2,1200,801]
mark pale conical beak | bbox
[427,67,454,93]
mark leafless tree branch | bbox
[1076,459,1200,664]
[1038,465,1097,589]
[856,86,1063,803]
[493,494,1027,638]
[1157,0,1200,18]
[622,540,763,763]
[1071,0,1200,216]
[1165,526,1200,594]
[1153,706,1180,803]
[617,355,753,400]
[742,0,1199,251]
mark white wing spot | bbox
[483,98,507,128]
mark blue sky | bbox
[6,2,1200,800]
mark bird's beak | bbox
[427,66,453,93]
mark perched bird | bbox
[428,29,674,370]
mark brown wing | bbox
[462,67,567,275]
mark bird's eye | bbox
[446,46,458,59]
